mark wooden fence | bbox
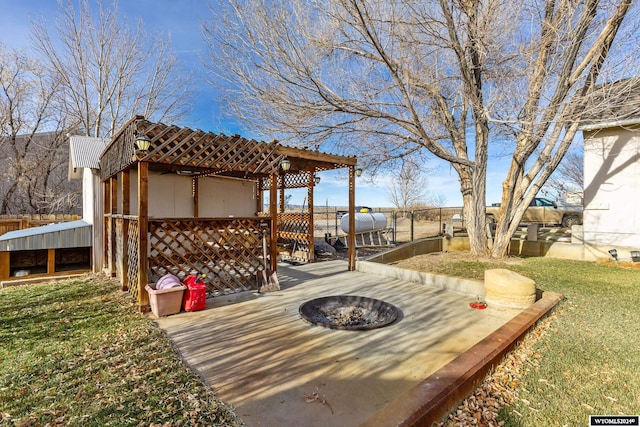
[0,214,82,237]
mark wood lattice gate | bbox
[277,212,311,262]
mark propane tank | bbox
[340,212,387,234]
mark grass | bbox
[0,275,241,427]
[2,259,638,426]
[429,257,640,426]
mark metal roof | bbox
[69,136,109,169]
[0,220,92,251]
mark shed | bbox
[0,220,92,281]
[101,116,360,311]
[69,135,110,272]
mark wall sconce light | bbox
[280,157,291,172]
[135,135,151,153]
[314,176,321,185]
[608,249,618,261]
[355,168,363,177]
[631,250,640,262]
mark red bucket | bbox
[183,274,207,312]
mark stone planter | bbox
[484,269,536,309]
[145,283,186,317]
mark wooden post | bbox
[47,249,56,275]
[270,173,278,272]
[103,180,109,271]
[109,176,118,276]
[122,169,130,215]
[279,178,285,213]
[193,177,199,217]
[138,162,149,311]
[308,172,315,262]
[256,180,263,214]
[0,251,9,280]
[121,169,130,292]
[348,166,356,271]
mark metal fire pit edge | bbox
[299,295,400,331]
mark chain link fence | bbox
[310,206,465,245]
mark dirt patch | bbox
[389,251,525,273]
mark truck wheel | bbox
[486,214,496,224]
[562,214,580,227]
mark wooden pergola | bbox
[100,116,358,310]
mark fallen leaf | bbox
[581,403,595,411]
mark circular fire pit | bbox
[299,295,399,330]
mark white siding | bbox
[198,176,256,217]
[91,171,104,272]
[148,173,194,218]
[126,171,255,218]
[583,126,640,247]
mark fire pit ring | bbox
[299,295,399,330]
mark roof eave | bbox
[579,117,640,132]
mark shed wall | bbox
[198,176,256,217]
[120,171,256,218]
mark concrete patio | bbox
[154,260,522,426]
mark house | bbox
[101,116,360,311]
[579,77,640,259]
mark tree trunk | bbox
[457,165,488,257]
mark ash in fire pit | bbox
[299,295,399,330]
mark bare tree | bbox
[542,149,584,204]
[427,193,448,209]
[0,45,78,214]
[204,0,635,257]
[31,0,192,137]
[387,161,428,211]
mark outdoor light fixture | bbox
[280,157,291,172]
[314,176,321,185]
[608,249,618,261]
[135,135,151,153]
[355,168,363,177]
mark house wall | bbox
[123,170,256,218]
[583,125,640,248]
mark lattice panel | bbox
[101,118,282,180]
[115,218,124,281]
[283,172,312,188]
[142,121,280,175]
[259,172,312,190]
[100,117,137,180]
[148,218,267,296]
[277,213,311,262]
[127,220,140,300]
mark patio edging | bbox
[359,290,564,427]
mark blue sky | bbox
[0,0,514,208]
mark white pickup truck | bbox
[486,197,582,227]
